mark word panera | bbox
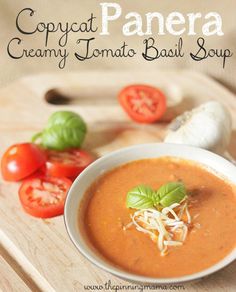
[100,3,224,36]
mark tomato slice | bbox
[1,143,46,181]
[118,84,167,123]
[19,176,72,218]
[45,149,94,180]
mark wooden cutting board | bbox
[0,70,236,292]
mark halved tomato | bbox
[19,176,72,218]
[26,165,47,180]
[118,84,166,123]
[45,149,94,180]
[1,143,46,181]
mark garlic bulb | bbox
[164,101,232,154]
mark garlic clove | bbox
[164,101,232,154]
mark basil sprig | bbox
[157,182,187,207]
[126,182,187,210]
[32,111,87,150]
[126,185,160,209]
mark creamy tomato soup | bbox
[80,157,236,278]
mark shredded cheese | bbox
[164,240,183,246]
[124,201,194,256]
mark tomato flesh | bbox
[1,143,46,181]
[45,149,94,180]
[19,176,72,218]
[118,85,166,123]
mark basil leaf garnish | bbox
[32,111,87,150]
[126,182,187,210]
[157,182,187,207]
[126,185,160,209]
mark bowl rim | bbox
[64,143,236,284]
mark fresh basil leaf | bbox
[126,185,159,209]
[32,111,87,150]
[40,125,86,150]
[157,182,187,207]
[46,111,86,131]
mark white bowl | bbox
[64,143,236,284]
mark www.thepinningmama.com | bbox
[83,280,186,291]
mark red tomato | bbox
[45,149,94,180]
[26,165,47,180]
[1,143,46,181]
[19,176,72,218]
[118,84,167,123]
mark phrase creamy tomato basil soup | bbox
[80,157,236,278]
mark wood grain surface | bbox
[0,70,236,292]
